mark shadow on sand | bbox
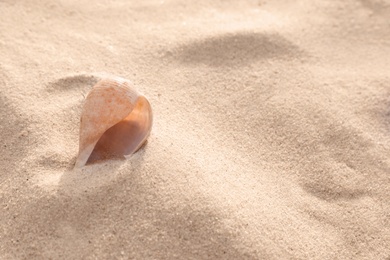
[172,32,304,67]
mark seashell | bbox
[74,77,152,168]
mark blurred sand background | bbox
[1,0,390,259]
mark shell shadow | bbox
[172,32,304,67]
[46,74,99,93]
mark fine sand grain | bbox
[1,0,390,259]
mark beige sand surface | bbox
[1,0,390,259]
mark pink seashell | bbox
[74,77,152,168]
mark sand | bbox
[1,0,390,259]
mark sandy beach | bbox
[1,0,390,259]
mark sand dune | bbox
[1,0,390,259]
